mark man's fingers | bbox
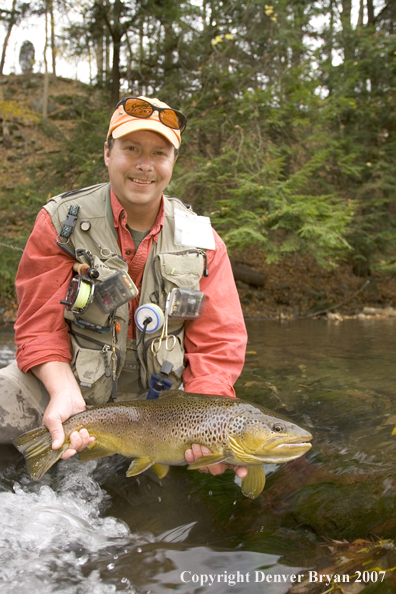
[233,465,248,478]
[61,447,78,460]
[184,444,248,477]
[49,425,65,451]
[69,429,95,451]
[185,448,194,463]
[60,429,95,460]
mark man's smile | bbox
[130,177,154,185]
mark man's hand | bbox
[32,361,95,459]
[185,444,248,478]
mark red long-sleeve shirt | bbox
[14,191,247,398]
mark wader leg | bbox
[0,361,50,444]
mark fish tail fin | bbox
[13,426,67,480]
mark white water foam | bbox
[0,459,152,593]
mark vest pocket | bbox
[142,329,185,390]
[70,335,114,405]
[155,251,204,295]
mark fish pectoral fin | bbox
[241,466,266,499]
[78,442,115,461]
[187,453,227,470]
[126,457,154,477]
[152,463,170,479]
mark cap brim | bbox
[112,119,180,149]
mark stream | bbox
[1,318,396,593]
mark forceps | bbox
[151,294,177,355]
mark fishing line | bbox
[73,279,92,310]
[60,277,94,313]
[135,304,164,333]
[135,303,165,347]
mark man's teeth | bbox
[132,178,152,184]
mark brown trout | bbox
[14,391,312,499]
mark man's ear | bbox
[104,141,110,166]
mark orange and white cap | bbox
[107,96,182,149]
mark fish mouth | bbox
[276,436,312,448]
[266,432,312,448]
[272,435,312,450]
[274,441,312,451]
[254,436,312,463]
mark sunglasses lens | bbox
[121,98,186,132]
[159,109,184,130]
[123,98,153,118]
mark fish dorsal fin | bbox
[78,443,114,461]
[152,463,170,478]
[126,456,154,477]
[157,389,185,399]
[187,453,227,470]
[229,435,258,464]
[241,466,266,499]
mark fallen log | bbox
[230,259,267,287]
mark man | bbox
[0,96,247,478]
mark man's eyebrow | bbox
[120,138,171,150]
[120,138,141,146]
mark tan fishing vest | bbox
[44,183,207,404]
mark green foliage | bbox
[2,0,396,306]
[50,107,109,188]
[173,127,353,268]
[0,105,110,301]
[0,185,44,300]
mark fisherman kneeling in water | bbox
[0,96,248,479]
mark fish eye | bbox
[273,423,284,433]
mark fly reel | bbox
[60,276,95,314]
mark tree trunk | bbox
[291,1,305,67]
[105,31,111,81]
[125,33,133,91]
[42,6,49,119]
[95,36,104,84]
[0,0,18,75]
[94,0,105,85]
[109,0,122,104]
[367,0,375,24]
[357,0,364,26]
[327,0,335,94]
[49,0,56,75]
[340,0,354,62]
[138,19,144,95]
[111,35,121,104]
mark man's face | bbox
[104,129,176,215]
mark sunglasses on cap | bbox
[116,97,187,134]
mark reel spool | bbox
[135,304,164,333]
[61,276,94,314]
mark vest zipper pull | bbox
[102,345,111,378]
[199,250,209,277]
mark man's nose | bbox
[136,152,153,171]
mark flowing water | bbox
[1,319,396,593]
